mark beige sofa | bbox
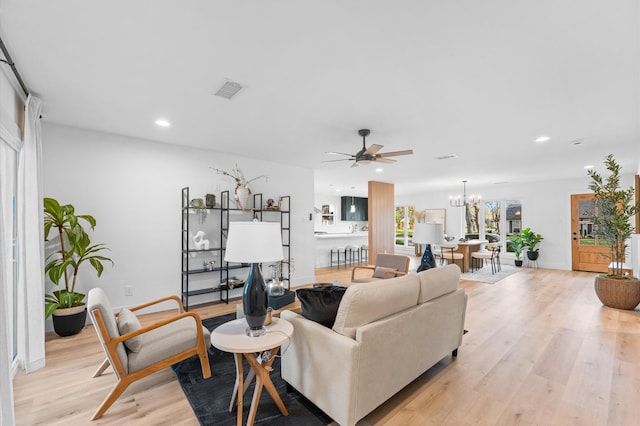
[280,264,467,426]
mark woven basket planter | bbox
[594,275,640,310]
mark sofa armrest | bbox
[280,310,361,426]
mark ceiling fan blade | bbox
[321,158,353,163]
[378,149,414,157]
[325,151,354,157]
[375,157,397,164]
[363,144,383,156]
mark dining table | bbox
[452,239,488,272]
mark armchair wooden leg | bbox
[92,358,110,378]
[91,379,130,420]
[198,346,212,378]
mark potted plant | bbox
[510,234,525,267]
[521,227,544,261]
[211,164,267,211]
[587,154,640,310]
[44,198,113,336]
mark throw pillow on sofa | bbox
[296,286,347,327]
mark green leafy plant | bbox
[587,154,640,278]
[510,234,525,260]
[520,227,544,252]
[44,198,113,318]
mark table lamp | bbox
[413,223,444,271]
[224,221,283,337]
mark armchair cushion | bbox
[373,266,398,279]
[296,286,347,327]
[117,308,143,352]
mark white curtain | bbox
[16,95,45,372]
[0,133,18,426]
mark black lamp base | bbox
[243,262,268,337]
[417,243,437,272]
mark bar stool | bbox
[346,245,361,265]
[330,246,346,269]
[360,244,368,264]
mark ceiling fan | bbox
[323,129,414,167]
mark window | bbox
[395,205,415,246]
[465,199,522,252]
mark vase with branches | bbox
[211,164,267,210]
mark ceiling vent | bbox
[214,79,245,100]
[435,154,458,160]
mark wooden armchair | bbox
[351,253,411,283]
[87,288,211,420]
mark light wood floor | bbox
[13,265,640,425]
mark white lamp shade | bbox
[224,221,283,263]
[413,223,444,244]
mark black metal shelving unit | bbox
[181,187,292,310]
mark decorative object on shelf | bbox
[44,198,114,336]
[192,231,210,250]
[190,198,207,223]
[414,223,443,272]
[587,154,640,309]
[265,198,278,210]
[224,221,283,336]
[203,259,216,271]
[449,180,480,207]
[205,193,216,209]
[211,164,267,211]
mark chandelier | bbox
[449,180,480,207]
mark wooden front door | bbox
[571,194,610,273]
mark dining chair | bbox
[438,244,465,270]
[471,242,501,274]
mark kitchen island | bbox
[315,231,369,268]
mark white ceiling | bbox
[1,1,638,197]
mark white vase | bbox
[234,185,251,210]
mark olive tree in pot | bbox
[44,198,113,336]
[587,154,640,310]
[521,227,544,261]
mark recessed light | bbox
[155,119,171,127]
[375,168,383,173]
[584,165,594,169]
[335,188,341,193]
[535,135,550,143]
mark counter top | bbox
[314,231,368,239]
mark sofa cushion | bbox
[296,286,347,327]
[373,266,397,279]
[117,308,143,352]
[417,264,461,304]
[332,274,420,339]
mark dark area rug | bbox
[171,313,332,425]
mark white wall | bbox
[397,174,637,270]
[42,123,316,329]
